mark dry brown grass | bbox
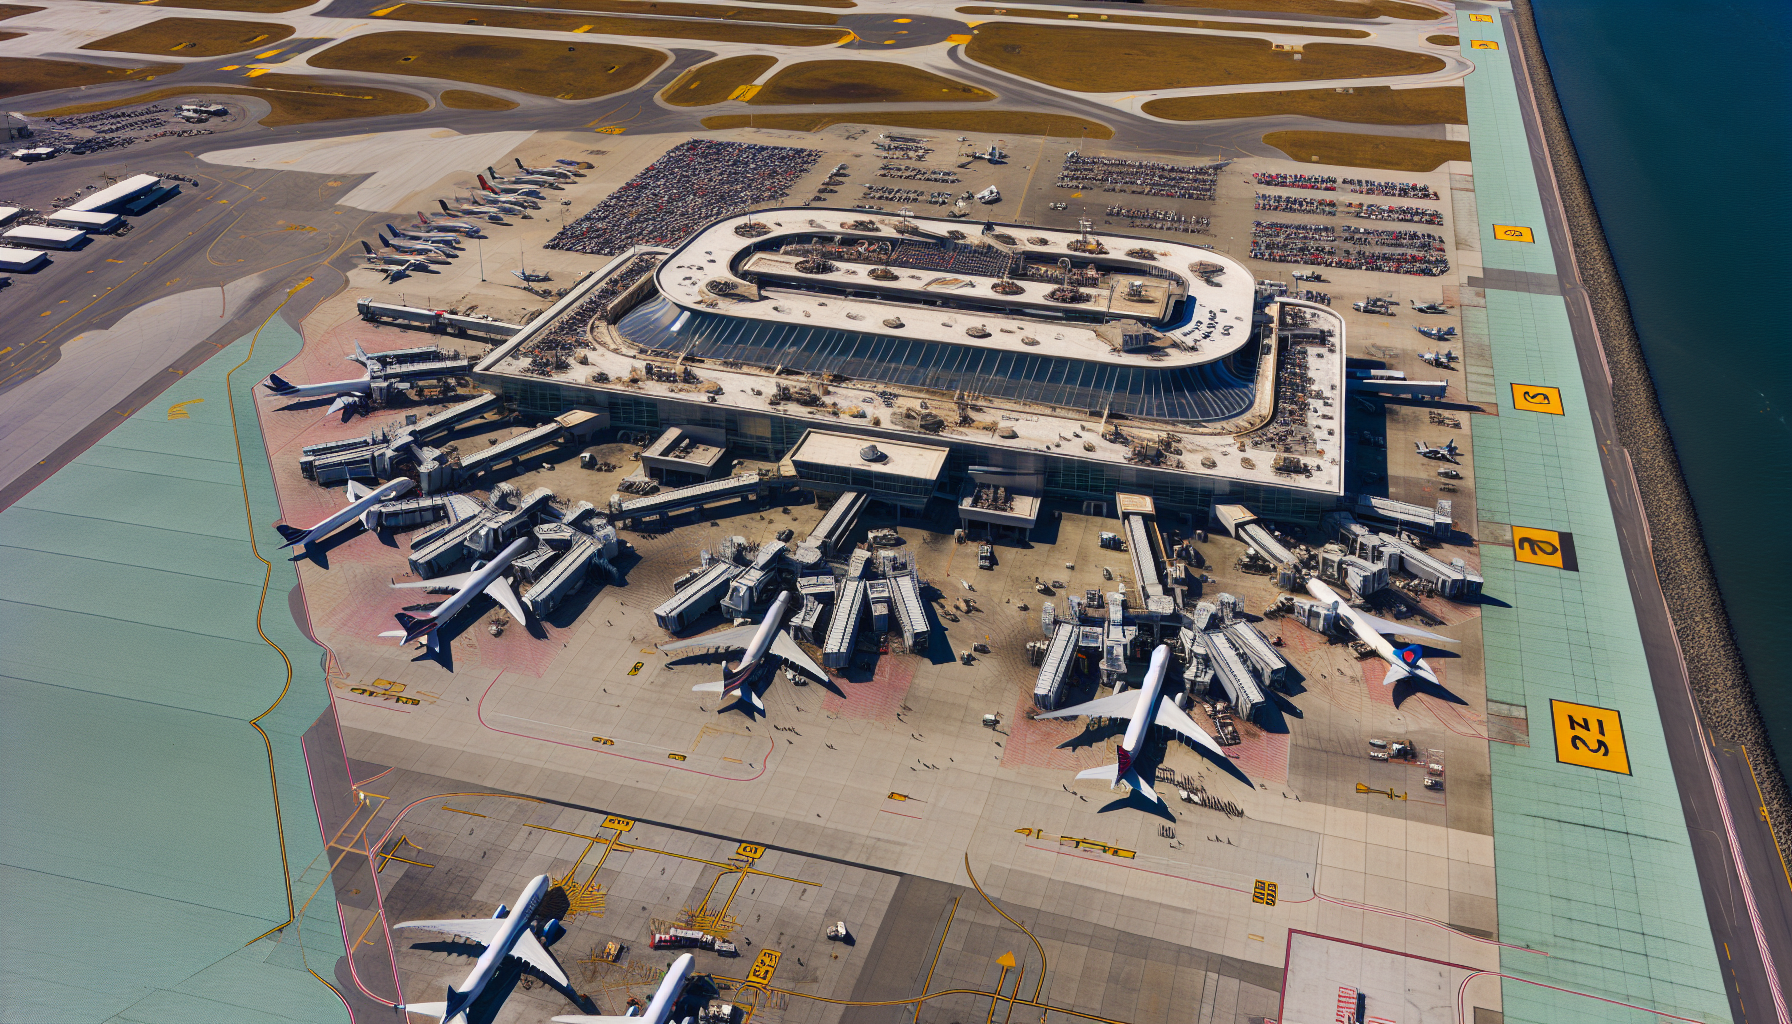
[661,55,777,107]
[1145,85,1465,125]
[1262,130,1468,171]
[0,5,43,20]
[0,31,19,43]
[375,4,848,46]
[0,57,176,101]
[1146,0,1441,20]
[440,89,517,110]
[1426,34,1458,45]
[82,17,294,58]
[749,60,993,105]
[702,109,1112,138]
[308,31,665,100]
[29,75,429,126]
[87,0,317,11]
[956,7,1370,39]
[438,0,837,25]
[965,23,1445,92]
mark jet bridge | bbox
[1032,621,1080,711]
[823,577,869,669]
[609,473,762,524]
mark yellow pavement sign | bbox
[1492,223,1534,243]
[1252,880,1278,906]
[736,842,765,860]
[1470,39,1500,49]
[746,949,781,988]
[1550,699,1631,774]
[1513,526,1577,571]
[996,951,1017,968]
[602,815,633,831]
[1469,13,1493,21]
[1510,383,1564,415]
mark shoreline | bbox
[1509,0,1791,863]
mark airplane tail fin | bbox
[478,174,493,192]
[360,240,373,254]
[402,1003,450,1022]
[395,611,439,645]
[1076,763,1119,783]
[435,201,449,214]
[378,233,390,247]
[515,157,526,171]
[692,682,725,693]
[444,984,475,1023]
[275,523,310,548]
[386,223,403,237]
[263,372,298,395]
[1384,644,1426,684]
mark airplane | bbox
[478,174,544,200]
[386,222,463,247]
[1414,324,1457,342]
[1035,644,1230,804]
[514,158,577,180]
[1420,349,1457,368]
[263,362,374,413]
[381,536,533,653]
[553,953,695,1024]
[1291,270,1327,283]
[1304,578,1455,687]
[356,243,434,273]
[1410,299,1449,314]
[428,205,500,229]
[976,185,1001,204]
[659,590,826,713]
[511,174,565,189]
[396,874,570,1024]
[1415,438,1461,464]
[512,260,551,284]
[377,234,453,263]
[275,478,413,553]
[469,191,536,212]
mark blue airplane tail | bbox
[396,611,439,645]
[1391,644,1426,680]
[275,523,309,548]
[443,984,473,1023]
[264,372,298,395]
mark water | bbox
[1529,1,1792,757]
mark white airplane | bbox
[376,235,453,263]
[1410,299,1449,314]
[1420,349,1457,368]
[1036,644,1229,804]
[511,174,565,189]
[1305,578,1455,686]
[386,222,463,248]
[356,243,435,273]
[427,206,498,231]
[553,953,695,1024]
[397,874,569,1024]
[660,590,826,712]
[382,537,533,653]
[478,174,544,200]
[275,478,413,554]
[468,190,535,212]
[263,365,371,413]
[514,158,577,180]
[1415,439,1461,464]
[976,185,1001,204]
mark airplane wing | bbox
[509,929,569,986]
[660,624,759,653]
[327,394,357,415]
[486,576,527,623]
[1153,697,1230,759]
[1356,613,1456,644]
[771,631,827,680]
[393,571,476,592]
[1035,690,1142,721]
[394,917,505,944]
[345,480,373,502]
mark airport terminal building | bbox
[475,209,1346,521]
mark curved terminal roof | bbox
[617,294,1260,424]
[658,209,1259,367]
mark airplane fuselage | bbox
[422,537,532,634]
[1115,645,1170,776]
[1305,578,1437,684]
[725,591,791,693]
[456,874,549,1012]
[265,374,370,400]
[282,478,412,549]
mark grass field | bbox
[0,31,20,43]
[748,60,993,105]
[29,75,429,126]
[965,23,1445,92]
[376,4,848,46]
[1263,130,1468,171]
[308,31,665,100]
[0,57,175,101]
[955,7,1370,39]
[1145,85,1465,125]
[702,110,1112,138]
[438,0,837,25]
[661,55,777,107]
[88,0,317,11]
[1427,34,1458,45]
[0,5,42,20]
[82,17,294,58]
[1148,0,1441,19]
[441,89,517,110]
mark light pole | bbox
[477,236,485,282]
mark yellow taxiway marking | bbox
[1470,39,1500,49]
[1551,699,1631,774]
[1513,525,1576,570]
[245,68,269,77]
[1510,382,1563,414]
[1492,223,1534,243]
[946,33,972,44]
[1251,880,1277,906]
[574,24,594,32]
[255,49,285,59]
[371,5,400,14]
[1469,12,1493,21]
[0,347,11,357]
[166,398,204,420]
